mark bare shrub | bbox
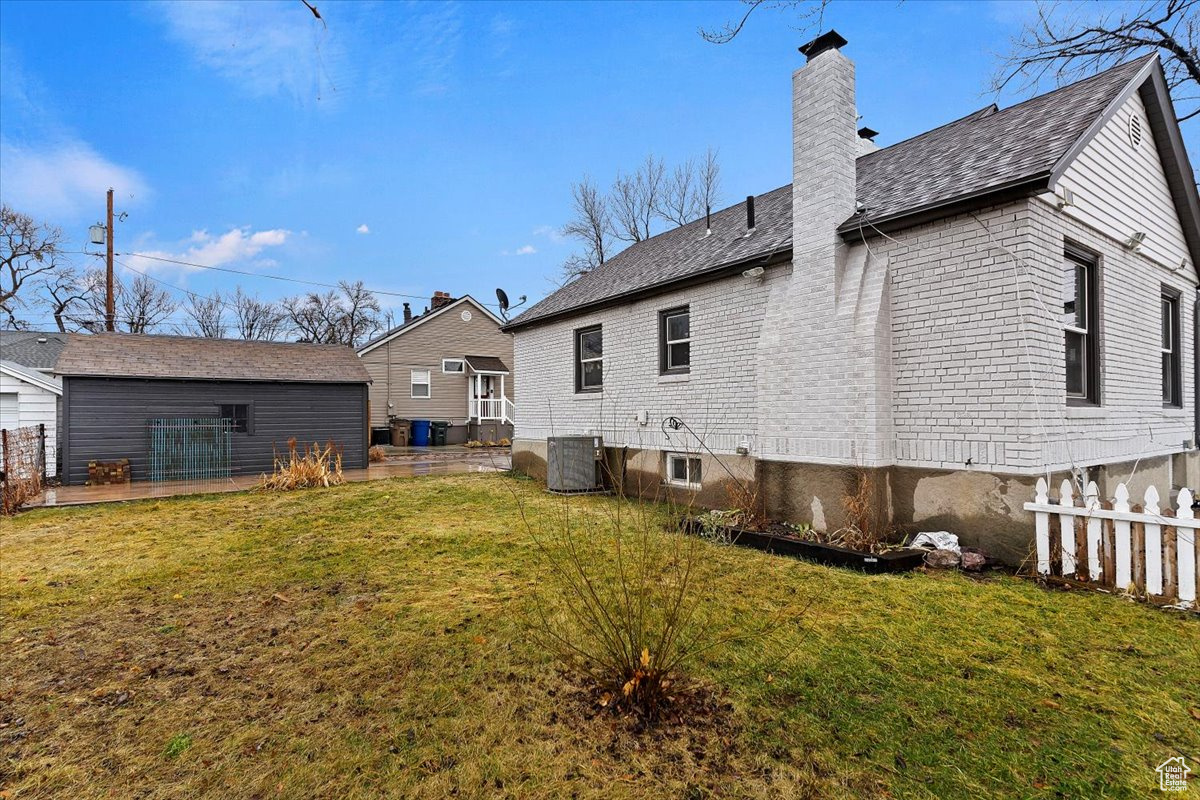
[368,445,387,463]
[829,466,896,553]
[258,438,345,491]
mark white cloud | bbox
[356,223,370,234]
[156,1,344,106]
[532,224,565,243]
[126,226,291,274]
[501,244,536,256]
[0,138,149,221]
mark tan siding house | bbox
[358,295,515,443]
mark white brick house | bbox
[504,32,1200,562]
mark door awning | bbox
[464,355,510,374]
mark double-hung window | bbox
[666,453,702,488]
[1062,247,1099,404]
[1162,288,1182,407]
[575,325,603,392]
[659,307,690,374]
[411,369,431,398]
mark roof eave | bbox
[838,173,1052,240]
[502,246,793,333]
[59,373,370,384]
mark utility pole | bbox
[105,188,115,332]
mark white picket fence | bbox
[1024,479,1197,609]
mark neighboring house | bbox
[0,331,67,477]
[54,333,370,485]
[357,293,515,444]
[503,32,1200,563]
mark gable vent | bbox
[1128,113,1143,148]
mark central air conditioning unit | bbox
[546,436,604,493]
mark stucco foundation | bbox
[511,438,1198,566]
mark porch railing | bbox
[470,397,513,424]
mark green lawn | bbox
[1,473,1197,799]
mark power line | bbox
[66,248,505,309]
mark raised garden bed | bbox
[684,519,926,574]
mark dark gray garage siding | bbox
[62,377,368,485]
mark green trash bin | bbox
[431,421,449,446]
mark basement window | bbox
[1162,288,1182,407]
[219,404,250,434]
[666,453,702,489]
[1063,246,1100,405]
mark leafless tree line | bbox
[1,204,385,346]
[560,149,722,283]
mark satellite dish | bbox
[496,288,510,321]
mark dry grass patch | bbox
[1,473,1197,799]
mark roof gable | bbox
[0,360,62,394]
[357,296,503,356]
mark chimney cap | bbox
[857,126,879,141]
[799,30,848,61]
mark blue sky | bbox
[2,0,1193,330]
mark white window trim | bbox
[664,308,691,371]
[411,369,431,399]
[442,358,465,374]
[578,327,603,390]
[665,452,702,489]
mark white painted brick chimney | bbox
[755,31,894,466]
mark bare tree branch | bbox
[1,205,63,327]
[559,176,613,283]
[232,288,286,341]
[993,0,1200,124]
[699,0,831,45]
[185,291,227,338]
[610,155,665,244]
[36,265,89,333]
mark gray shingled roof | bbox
[56,333,370,383]
[465,355,510,373]
[506,56,1153,331]
[0,330,67,370]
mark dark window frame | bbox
[218,403,252,434]
[574,324,603,393]
[658,306,691,375]
[1063,244,1101,406]
[1162,286,1182,408]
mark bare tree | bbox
[36,265,90,333]
[338,280,383,346]
[657,148,722,227]
[1,205,65,328]
[185,291,227,338]
[559,176,613,282]
[610,155,665,243]
[232,287,286,341]
[698,0,831,45]
[995,0,1200,123]
[281,282,381,346]
[118,274,176,334]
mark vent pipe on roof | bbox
[705,205,712,237]
[745,195,756,234]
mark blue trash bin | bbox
[410,419,432,447]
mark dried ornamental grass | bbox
[257,438,345,491]
[368,445,387,463]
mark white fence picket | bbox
[1177,487,1196,606]
[1085,481,1102,581]
[1034,478,1050,575]
[1145,486,1163,597]
[1113,483,1132,590]
[1024,480,1195,610]
[1058,479,1077,576]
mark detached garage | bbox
[56,333,370,485]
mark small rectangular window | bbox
[575,325,602,392]
[1063,247,1099,404]
[1162,289,1182,407]
[666,453,701,488]
[219,404,249,433]
[442,358,465,374]
[411,369,431,398]
[659,307,690,374]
